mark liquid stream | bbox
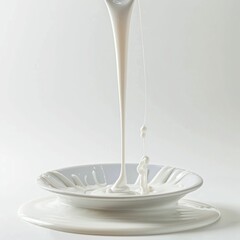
[104,0,152,195]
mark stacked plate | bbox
[18,163,220,235]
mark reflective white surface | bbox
[18,197,220,235]
[1,0,240,239]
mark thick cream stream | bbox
[105,0,135,192]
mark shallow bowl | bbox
[38,163,203,210]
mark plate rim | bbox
[37,163,203,200]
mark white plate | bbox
[37,163,203,210]
[18,196,220,235]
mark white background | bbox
[0,0,240,239]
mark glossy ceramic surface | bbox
[18,196,220,235]
[37,163,203,210]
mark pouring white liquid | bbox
[104,0,153,196]
[105,0,135,193]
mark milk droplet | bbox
[140,125,147,138]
